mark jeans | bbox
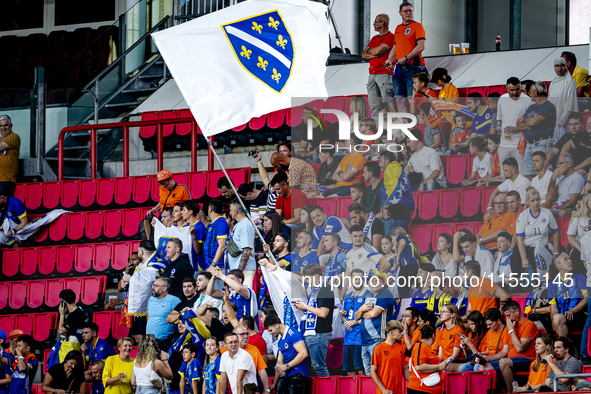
[305,332,331,376]
[342,344,363,372]
[322,185,352,197]
[393,65,427,98]
[410,179,446,191]
[384,219,409,235]
[367,74,394,118]
[582,285,591,358]
[523,138,552,176]
[137,386,161,394]
[361,339,382,375]
[459,362,480,372]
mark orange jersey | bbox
[159,183,191,210]
[393,21,426,66]
[371,341,406,394]
[336,153,366,187]
[491,153,500,176]
[527,359,555,386]
[468,277,500,315]
[479,326,510,356]
[479,215,503,249]
[507,318,538,359]
[498,208,523,236]
[439,84,459,103]
[368,32,395,75]
[408,342,443,394]
[451,128,471,145]
[434,324,465,361]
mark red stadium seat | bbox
[460,187,482,218]
[311,163,321,175]
[14,183,26,203]
[139,111,159,139]
[21,247,40,277]
[122,209,140,237]
[33,313,57,343]
[111,242,131,271]
[439,189,460,219]
[488,85,506,96]
[93,311,113,339]
[93,243,112,272]
[0,283,9,310]
[132,176,154,204]
[79,179,97,207]
[64,278,82,303]
[87,211,106,240]
[112,311,130,339]
[67,212,86,241]
[3,249,21,277]
[417,191,439,221]
[0,315,14,335]
[359,375,377,394]
[268,109,287,129]
[324,96,347,123]
[81,276,106,305]
[511,293,528,314]
[48,212,68,242]
[43,349,51,375]
[326,339,344,369]
[31,225,48,243]
[74,244,93,273]
[43,182,61,209]
[410,224,431,254]
[315,377,338,393]
[467,86,488,98]
[15,314,33,337]
[558,218,569,248]
[444,372,468,394]
[114,177,133,205]
[318,197,338,217]
[336,197,354,218]
[176,109,195,136]
[338,376,359,393]
[45,279,65,307]
[480,186,496,215]
[50,244,71,274]
[25,183,43,211]
[60,181,80,208]
[27,280,46,309]
[38,247,57,275]
[8,281,27,310]
[161,109,178,137]
[248,114,268,130]
[467,371,494,394]
[188,171,207,200]
[103,210,122,239]
[454,222,476,235]
[446,154,468,184]
[96,178,115,206]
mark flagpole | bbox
[204,138,279,267]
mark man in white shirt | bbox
[496,77,533,177]
[218,332,257,394]
[406,128,447,191]
[531,151,552,205]
[452,230,494,279]
[544,153,585,218]
[487,157,531,217]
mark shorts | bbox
[342,344,363,372]
[130,316,147,336]
[156,338,173,353]
[489,356,532,373]
[566,310,587,333]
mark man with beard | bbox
[166,277,199,324]
[544,336,581,391]
[260,232,292,270]
[270,152,317,190]
[348,202,385,250]
[309,205,352,254]
[360,161,384,215]
[147,277,181,358]
[291,231,319,274]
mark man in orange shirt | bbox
[477,194,507,250]
[384,2,427,113]
[498,190,523,248]
[464,261,509,316]
[322,138,366,197]
[371,320,407,394]
[485,300,538,392]
[148,169,191,215]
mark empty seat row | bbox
[413,186,496,222]
[2,240,140,278]
[93,311,130,341]
[0,276,106,311]
[0,312,57,343]
[13,168,252,212]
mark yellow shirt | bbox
[103,355,135,394]
[438,83,459,103]
[572,65,590,97]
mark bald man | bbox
[270,152,318,190]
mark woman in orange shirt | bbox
[408,325,447,394]
[514,334,554,392]
[434,304,466,363]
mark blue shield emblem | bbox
[222,11,294,93]
[157,236,173,262]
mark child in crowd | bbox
[449,113,471,154]
[203,337,221,394]
[478,134,502,186]
[419,102,446,153]
[349,183,365,203]
[462,137,493,186]
[410,72,437,116]
[486,92,501,134]
[179,343,202,394]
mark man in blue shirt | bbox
[291,231,319,274]
[181,200,207,271]
[264,315,309,394]
[147,277,181,358]
[227,199,256,288]
[309,205,352,252]
[341,268,372,376]
[466,92,493,137]
[354,270,399,375]
[80,322,115,369]
[549,253,587,337]
[0,329,11,394]
[410,263,435,312]
[0,192,28,247]
[208,267,257,321]
[203,199,229,269]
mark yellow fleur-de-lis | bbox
[257,56,268,71]
[268,17,280,30]
[252,22,262,34]
[240,45,252,60]
[276,35,287,50]
[272,68,281,83]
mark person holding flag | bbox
[378,151,414,233]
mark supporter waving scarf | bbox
[169,309,211,363]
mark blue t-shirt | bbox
[1,197,26,226]
[147,294,181,340]
[360,288,397,346]
[312,216,352,250]
[470,106,493,136]
[291,250,319,274]
[0,359,12,394]
[179,359,203,394]
[229,288,256,321]
[343,289,372,346]
[410,287,434,312]
[278,327,308,377]
[548,274,587,314]
[204,217,229,269]
[85,337,115,365]
[226,218,256,271]
[191,221,207,271]
[395,235,419,267]
[522,100,557,142]
[91,380,104,394]
[203,355,221,394]
[8,354,38,394]
[276,253,292,271]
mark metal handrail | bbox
[57,116,215,181]
[551,373,591,391]
[82,15,170,93]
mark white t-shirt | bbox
[554,171,585,206]
[493,249,513,284]
[567,217,591,244]
[515,208,559,247]
[496,93,532,148]
[409,146,446,185]
[346,244,383,274]
[472,153,494,177]
[465,248,495,280]
[219,347,257,394]
[531,169,553,204]
[498,174,531,203]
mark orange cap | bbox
[7,329,24,340]
[156,170,173,182]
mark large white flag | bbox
[153,220,194,266]
[152,0,330,136]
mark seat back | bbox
[444,372,468,394]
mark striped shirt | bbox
[290,157,317,189]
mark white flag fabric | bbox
[1,209,70,244]
[152,0,330,137]
[261,266,306,325]
[153,220,194,266]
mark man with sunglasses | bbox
[148,169,191,215]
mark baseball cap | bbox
[430,67,449,83]
[156,170,173,182]
[7,329,24,340]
